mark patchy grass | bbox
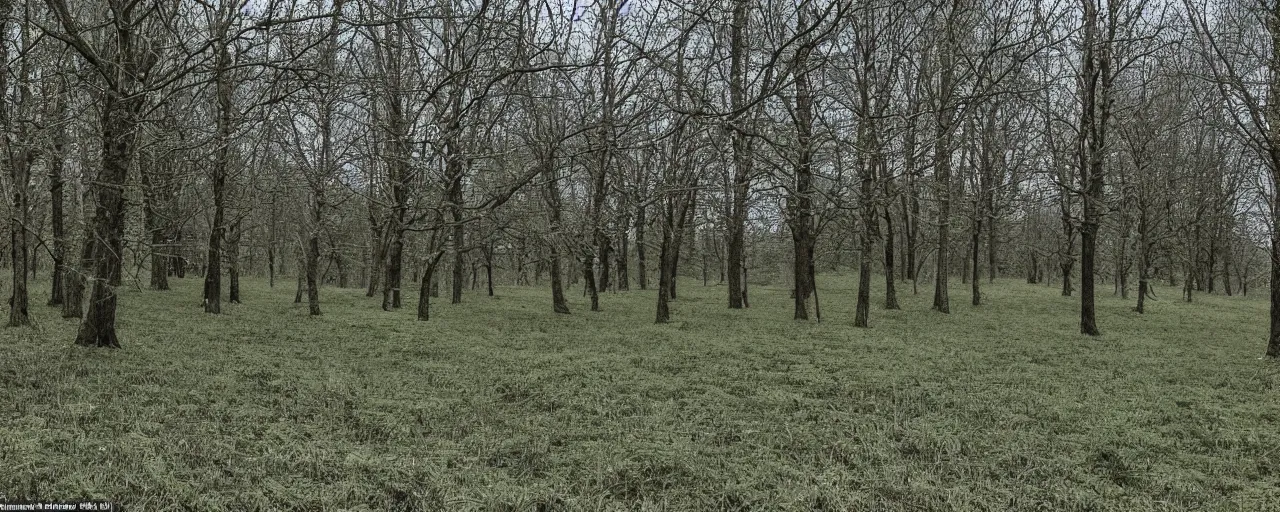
[2,272,1279,511]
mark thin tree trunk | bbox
[483,244,495,296]
[931,34,956,314]
[883,202,899,309]
[48,90,68,305]
[636,201,648,290]
[617,207,630,291]
[228,219,242,303]
[972,215,981,306]
[726,0,751,310]
[144,169,170,291]
[417,261,438,321]
[543,151,570,314]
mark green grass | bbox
[2,272,1279,511]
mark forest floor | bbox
[2,273,1278,511]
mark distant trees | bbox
[0,0,1273,356]
[1183,0,1280,356]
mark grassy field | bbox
[2,272,1278,511]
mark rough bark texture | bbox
[377,7,409,308]
[616,204,630,291]
[294,256,304,303]
[931,12,957,314]
[62,230,89,319]
[76,89,144,348]
[203,29,235,315]
[543,153,570,315]
[228,219,242,303]
[141,151,170,291]
[1078,0,1113,337]
[636,201,648,290]
[883,202,899,310]
[306,225,322,315]
[48,105,67,305]
[726,0,751,310]
[792,25,816,322]
[4,3,33,327]
[656,189,694,324]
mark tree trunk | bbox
[203,173,226,313]
[932,131,953,314]
[598,236,612,293]
[931,41,956,314]
[416,263,434,321]
[543,152,570,314]
[971,214,981,306]
[62,231,89,319]
[582,256,599,310]
[76,88,144,348]
[1078,0,1111,337]
[48,94,68,305]
[483,244,495,297]
[1269,182,1280,355]
[854,165,876,326]
[987,209,997,283]
[656,214,674,324]
[8,133,32,327]
[1268,1,1280,353]
[383,230,404,309]
[143,168,170,291]
[1136,243,1151,314]
[1028,250,1039,284]
[228,220,242,303]
[8,153,32,327]
[726,0,751,310]
[174,235,186,278]
[307,210,323,315]
[883,201,899,309]
[1223,243,1233,296]
[1079,212,1101,337]
[617,208,630,291]
[451,222,464,304]
[4,12,32,327]
[656,190,694,323]
[295,255,304,303]
[636,201,648,290]
[202,35,236,315]
[446,149,466,305]
[792,26,816,322]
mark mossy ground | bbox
[2,273,1278,510]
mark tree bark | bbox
[657,189,694,323]
[726,0,751,310]
[542,151,570,314]
[617,203,630,291]
[636,201,648,290]
[417,258,443,321]
[4,5,33,327]
[883,201,899,309]
[792,23,816,322]
[228,219,242,303]
[1078,0,1113,337]
[48,85,68,305]
[931,18,957,314]
[141,155,170,291]
[76,88,144,347]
